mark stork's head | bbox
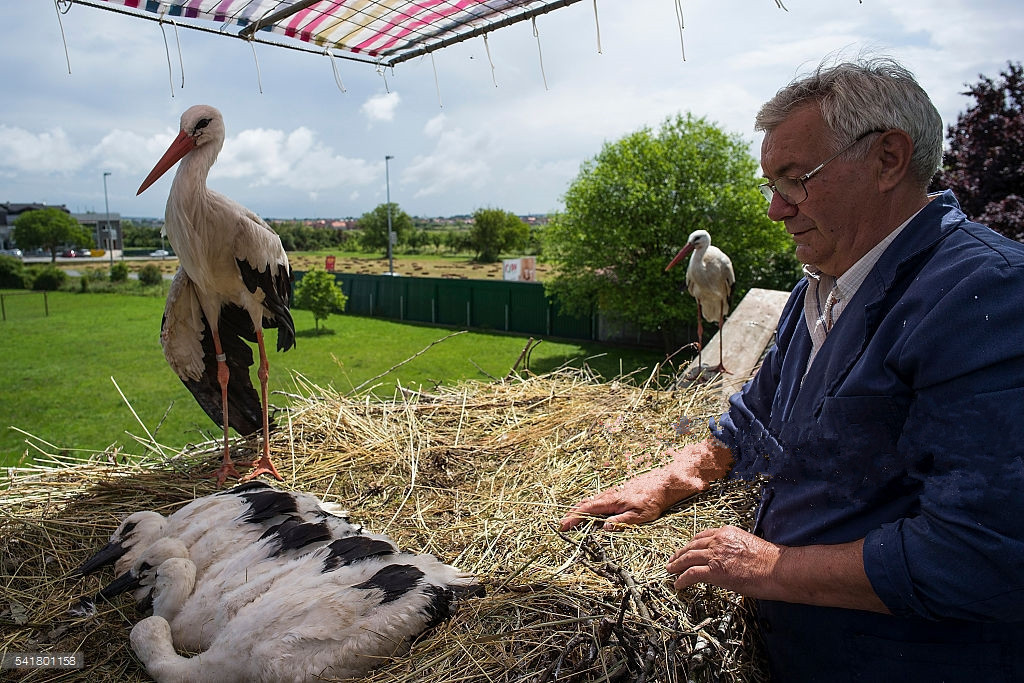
[74,510,167,577]
[665,229,712,271]
[137,104,225,195]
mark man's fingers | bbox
[672,565,712,591]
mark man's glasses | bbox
[759,129,885,205]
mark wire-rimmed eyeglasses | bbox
[759,129,886,205]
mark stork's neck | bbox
[166,141,220,229]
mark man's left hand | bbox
[666,525,781,596]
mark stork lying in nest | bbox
[75,482,482,682]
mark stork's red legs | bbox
[209,330,242,485]
[714,313,729,374]
[696,302,704,370]
[694,302,730,376]
[241,329,282,482]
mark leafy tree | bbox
[294,268,348,332]
[121,220,162,248]
[356,204,414,255]
[544,113,799,351]
[12,208,93,262]
[469,208,529,262]
[932,61,1024,241]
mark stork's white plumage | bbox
[75,482,357,581]
[138,104,295,484]
[124,534,479,681]
[666,229,735,373]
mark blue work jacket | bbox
[713,191,1024,680]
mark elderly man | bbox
[560,56,1024,680]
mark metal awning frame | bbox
[66,0,585,69]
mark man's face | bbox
[760,104,876,277]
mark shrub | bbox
[138,264,164,287]
[0,255,28,289]
[293,268,347,332]
[110,261,129,282]
[29,266,68,291]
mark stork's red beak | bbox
[665,243,695,271]
[137,130,196,195]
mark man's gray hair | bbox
[755,55,943,188]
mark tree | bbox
[544,113,799,351]
[469,208,529,262]
[356,203,414,254]
[12,208,93,262]
[293,268,348,332]
[931,61,1024,241]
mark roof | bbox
[71,0,584,67]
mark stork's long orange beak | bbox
[665,243,695,271]
[137,130,196,195]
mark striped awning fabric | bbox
[85,0,581,65]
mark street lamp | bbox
[102,171,113,265]
[385,155,394,275]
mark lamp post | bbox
[385,155,394,275]
[102,171,113,265]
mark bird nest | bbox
[1,364,768,682]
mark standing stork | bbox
[137,105,295,484]
[665,229,735,373]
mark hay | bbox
[1,364,767,682]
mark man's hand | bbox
[558,466,682,531]
[666,526,891,613]
[559,438,733,531]
[666,525,781,594]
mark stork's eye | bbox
[194,118,211,133]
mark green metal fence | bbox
[295,271,596,341]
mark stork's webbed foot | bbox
[207,460,242,486]
[241,456,283,482]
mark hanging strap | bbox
[53,0,72,75]
[158,12,175,97]
[483,34,497,87]
[248,36,263,94]
[431,52,443,108]
[532,17,549,91]
[326,49,347,93]
[674,0,686,62]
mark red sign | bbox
[325,255,336,271]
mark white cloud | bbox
[361,92,402,122]
[0,125,86,173]
[211,127,378,197]
[400,116,492,198]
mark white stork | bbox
[665,229,735,373]
[128,541,480,682]
[75,482,361,582]
[137,105,295,484]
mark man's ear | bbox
[876,129,914,193]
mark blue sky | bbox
[1,1,1021,220]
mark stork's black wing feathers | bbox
[354,564,425,604]
[260,519,332,556]
[178,303,265,437]
[237,489,300,524]
[321,536,396,573]
[237,258,296,353]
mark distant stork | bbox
[137,104,295,484]
[666,229,735,373]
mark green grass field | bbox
[0,290,664,468]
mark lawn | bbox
[0,290,664,468]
